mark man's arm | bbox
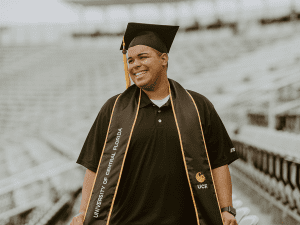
[211,164,233,209]
[79,169,97,215]
[212,165,238,225]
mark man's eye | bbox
[128,56,147,63]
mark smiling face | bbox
[127,45,168,91]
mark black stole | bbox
[83,79,224,225]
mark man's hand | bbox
[221,211,238,225]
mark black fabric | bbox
[76,86,238,225]
[128,31,168,53]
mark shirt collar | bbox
[139,89,171,108]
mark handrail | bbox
[274,99,300,115]
[232,74,300,107]
[0,196,45,221]
[0,161,81,196]
[231,125,300,159]
[35,193,72,225]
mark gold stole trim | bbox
[185,91,224,224]
[106,89,141,224]
[83,89,142,223]
[169,83,223,225]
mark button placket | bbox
[155,106,163,126]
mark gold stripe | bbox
[83,93,122,223]
[106,88,142,225]
[186,90,224,224]
[169,85,200,225]
[122,36,131,89]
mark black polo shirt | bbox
[76,88,239,225]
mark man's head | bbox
[127,45,168,91]
[120,23,178,89]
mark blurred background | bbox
[1,0,300,224]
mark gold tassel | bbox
[122,36,131,89]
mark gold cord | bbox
[122,36,131,89]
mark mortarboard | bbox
[120,22,180,89]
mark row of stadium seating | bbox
[244,73,300,133]
[227,125,300,223]
[1,23,299,138]
[197,26,300,134]
[0,135,84,224]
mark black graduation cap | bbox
[120,22,180,89]
[120,22,180,53]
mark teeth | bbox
[136,71,147,76]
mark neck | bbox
[142,75,170,100]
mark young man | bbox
[72,22,239,225]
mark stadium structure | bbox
[0,0,300,225]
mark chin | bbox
[133,82,153,91]
[140,82,156,91]
[133,78,150,89]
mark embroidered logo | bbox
[196,172,205,183]
[230,148,236,153]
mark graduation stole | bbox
[83,78,224,225]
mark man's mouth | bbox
[135,70,147,76]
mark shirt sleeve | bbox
[203,102,239,170]
[76,94,119,173]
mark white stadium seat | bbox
[233,199,243,208]
[239,215,259,225]
[235,207,251,224]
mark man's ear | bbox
[161,53,168,67]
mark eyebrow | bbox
[128,53,149,60]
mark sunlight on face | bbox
[127,45,167,91]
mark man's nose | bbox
[134,60,142,66]
[131,62,142,71]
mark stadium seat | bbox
[287,161,297,210]
[246,146,256,182]
[233,199,243,208]
[238,215,259,225]
[274,154,283,200]
[261,151,270,192]
[251,147,261,186]
[253,167,262,188]
[280,157,290,205]
[256,150,265,189]
[293,162,300,214]
[235,207,251,224]
[284,157,297,210]
[293,185,300,215]
[268,153,276,196]
[278,179,288,205]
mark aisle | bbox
[230,165,275,225]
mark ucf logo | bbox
[196,172,208,189]
[196,172,205,183]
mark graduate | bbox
[71,22,239,225]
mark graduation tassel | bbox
[122,36,131,89]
